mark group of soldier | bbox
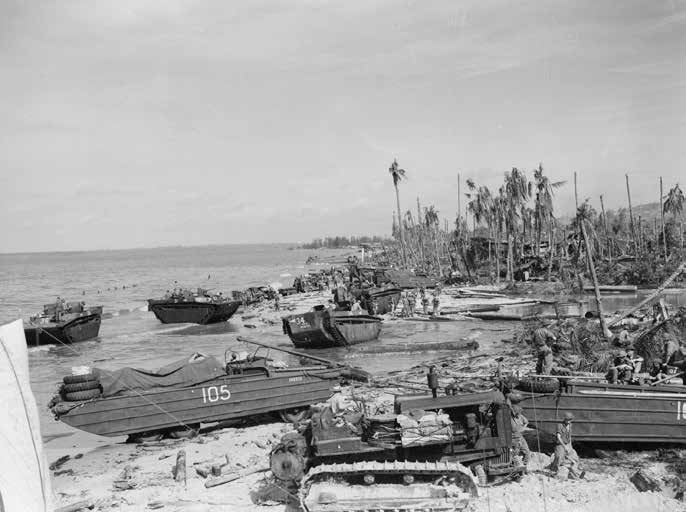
[396,288,441,317]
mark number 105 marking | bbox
[202,385,231,403]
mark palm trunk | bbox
[394,184,406,267]
[433,225,442,276]
[660,177,667,259]
[547,226,555,281]
[600,194,611,263]
[416,198,425,270]
[580,218,609,340]
[626,174,638,255]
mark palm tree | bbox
[664,183,685,220]
[424,205,442,275]
[389,159,407,266]
[576,200,609,340]
[503,168,531,282]
[533,163,566,257]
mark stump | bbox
[172,450,186,484]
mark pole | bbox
[457,172,461,222]
[600,195,611,262]
[573,172,579,210]
[626,174,637,255]
[660,177,667,260]
[580,214,610,339]
[237,335,344,367]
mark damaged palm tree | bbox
[576,200,610,340]
[389,159,408,267]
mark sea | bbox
[1,244,685,452]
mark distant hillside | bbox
[560,201,663,225]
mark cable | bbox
[0,335,49,512]
[529,386,548,512]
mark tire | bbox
[516,376,560,394]
[64,389,101,401]
[63,373,97,385]
[279,408,309,424]
[62,380,101,393]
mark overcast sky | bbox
[1,1,685,253]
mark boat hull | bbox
[24,313,101,347]
[282,310,382,349]
[519,381,686,444]
[55,368,337,437]
[148,300,241,324]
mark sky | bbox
[1,0,685,253]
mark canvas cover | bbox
[96,353,225,397]
[0,319,52,511]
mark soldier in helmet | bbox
[548,412,585,479]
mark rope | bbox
[528,386,548,512]
[0,335,49,512]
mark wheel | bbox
[516,376,560,393]
[63,373,97,385]
[62,380,101,393]
[64,389,101,401]
[279,407,309,424]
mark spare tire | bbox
[63,380,101,393]
[516,377,559,394]
[64,389,101,402]
[63,373,97,385]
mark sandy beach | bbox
[49,287,686,512]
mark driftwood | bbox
[50,455,71,471]
[204,464,269,488]
[630,470,661,492]
[55,500,94,512]
[173,450,186,484]
[608,262,685,328]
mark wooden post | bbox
[574,172,579,210]
[173,450,186,485]
[600,195,611,262]
[626,174,638,255]
[660,177,667,260]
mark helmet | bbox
[563,412,574,421]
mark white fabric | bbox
[0,319,52,512]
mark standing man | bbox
[549,412,585,479]
[407,290,416,317]
[421,289,429,315]
[432,292,440,316]
[427,365,439,398]
[510,405,530,469]
[534,326,556,375]
[274,291,280,311]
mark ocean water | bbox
[1,245,685,451]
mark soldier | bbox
[427,365,439,398]
[510,405,531,468]
[432,292,440,316]
[548,412,585,479]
